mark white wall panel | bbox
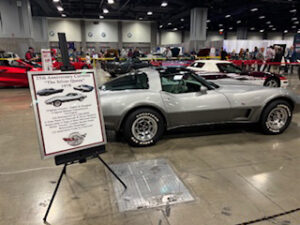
[85,21,118,42]
[207,32,224,41]
[122,22,151,43]
[161,31,182,45]
[248,32,263,40]
[48,19,81,42]
[268,32,283,40]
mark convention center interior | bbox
[1,0,300,224]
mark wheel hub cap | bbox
[132,116,158,142]
[266,107,288,130]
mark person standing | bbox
[25,47,34,60]
[256,48,265,71]
[220,47,227,60]
[263,46,275,72]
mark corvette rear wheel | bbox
[53,100,62,107]
[123,108,164,146]
[265,78,279,87]
[260,100,292,134]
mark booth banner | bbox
[28,70,106,159]
[294,34,300,57]
[41,49,53,72]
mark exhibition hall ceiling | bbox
[30,0,300,32]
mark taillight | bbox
[280,76,287,80]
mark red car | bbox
[52,60,92,70]
[0,59,42,87]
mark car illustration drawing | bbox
[73,84,94,92]
[45,93,87,107]
[37,88,64,96]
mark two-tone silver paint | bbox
[100,68,300,132]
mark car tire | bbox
[260,100,292,134]
[264,78,279,87]
[123,108,164,147]
[79,97,85,101]
[53,100,62,107]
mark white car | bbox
[187,60,288,88]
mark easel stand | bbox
[43,33,126,223]
[43,146,127,223]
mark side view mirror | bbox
[200,86,208,95]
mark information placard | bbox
[41,49,53,71]
[28,70,106,159]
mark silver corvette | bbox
[100,68,300,146]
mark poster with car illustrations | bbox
[27,70,106,159]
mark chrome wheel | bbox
[265,79,278,87]
[266,107,288,131]
[131,115,158,142]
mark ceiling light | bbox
[161,1,168,7]
[266,21,271,24]
[57,6,63,11]
[250,27,255,30]
[180,18,184,22]
[219,29,224,32]
[108,0,114,4]
[219,24,223,27]
[269,24,273,28]
[103,8,109,14]
[173,28,178,31]
[284,30,288,33]
[139,17,143,20]
[207,19,211,23]
[229,27,233,30]
[272,28,276,31]
[251,8,258,12]
[168,22,172,25]
[259,16,265,19]
[225,15,231,18]
[298,30,300,33]
[53,0,59,2]
[99,15,104,19]
[260,29,264,32]
[180,26,184,29]
[290,9,297,13]
[61,14,66,17]
[147,11,153,15]
[236,20,241,24]
[291,17,298,21]
[292,25,296,28]
[159,25,163,28]
[294,21,299,24]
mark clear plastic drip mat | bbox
[109,158,194,212]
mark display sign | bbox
[41,49,53,71]
[28,70,106,159]
[294,34,300,59]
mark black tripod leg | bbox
[43,164,67,223]
[96,155,127,190]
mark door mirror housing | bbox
[200,86,208,95]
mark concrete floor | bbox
[0,71,300,225]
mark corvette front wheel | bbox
[260,100,292,134]
[123,108,164,146]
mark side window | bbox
[102,73,149,91]
[217,63,242,73]
[196,62,205,68]
[161,74,202,94]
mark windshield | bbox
[217,63,242,73]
